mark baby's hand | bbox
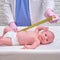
[23,45,31,49]
[22,45,29,49]
[35,26,48,33]
[22,45,35,49]
[42,27,48,31]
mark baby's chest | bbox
[17,31,37,42]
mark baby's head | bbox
[38,30,55,44]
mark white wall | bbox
[54,0,60,25]
[0,0,60,26]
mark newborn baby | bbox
[0,26,55,49]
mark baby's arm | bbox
[35,26,48,33]
[23,39,40,49]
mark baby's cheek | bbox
[42,40,49,44]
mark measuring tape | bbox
[18,16,53,32]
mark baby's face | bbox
[38,30,54,44]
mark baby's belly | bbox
[19,38,34,45]
[17,32,35,45]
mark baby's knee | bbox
[4,26,13,33]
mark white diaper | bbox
[4,31,19,46]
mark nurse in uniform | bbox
[4,0,59,31]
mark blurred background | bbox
[0,0,60,26]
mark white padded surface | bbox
[0,26,60,50]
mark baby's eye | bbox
[45,34,47,36]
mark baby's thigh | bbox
[4,26,13,34]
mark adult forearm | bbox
[46,0,55,11]
[4,0,15,24]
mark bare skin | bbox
[0,26,54,49]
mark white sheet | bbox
[0,26,60,60]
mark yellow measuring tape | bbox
[18,16,53,32]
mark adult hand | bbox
[9,22,18,32]
[45,9,59,23]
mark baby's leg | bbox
[0,37,12,46]
[3,26,13,35]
